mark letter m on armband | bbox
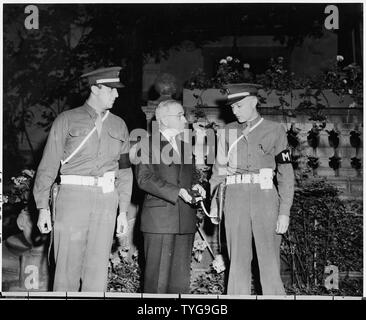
[275,149,292,164]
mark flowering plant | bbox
[212,254,226,273]
[258,56,297,93]
[190,263,225,294]
[192,239,207,263]
[214,55,249,86]
[322,55,362,106]
[184,55,253,90]
[3,169,35,207]
[108,238,141,292]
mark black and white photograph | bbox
[0,1,363,302]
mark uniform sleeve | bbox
[33,113,68,209]
[135,137,180,204]
[209,128,228,208]
[115,120,133,212]
[274,125,295,217]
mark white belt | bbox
[60,171,115,193]
[226,173,260,185]
[226,168,274,190]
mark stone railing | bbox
[141,103,363,199]
[140,99,363,275]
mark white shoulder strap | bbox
[61,111,110,166]
[227,118,263,158]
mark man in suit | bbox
[135,99,205,293]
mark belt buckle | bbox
[235,174,242,184]
[242,174,250,184]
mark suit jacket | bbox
[135,133,197,234]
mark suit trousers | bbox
[143,232,194,293]
[224,183,285,295]
[53,184,118,291]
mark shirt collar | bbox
[160,128,180,142]
[84,103,107,120]
[239,115,261,129]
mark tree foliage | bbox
[4,3,360,167]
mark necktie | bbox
[95,113,103,137]
[169,136,180,155]
[242,122,251,140]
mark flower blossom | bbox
[212,254,226,273]
[219,59,227,64]
[337,55,344,62]
[243,63,250,69]
[226,56,233,62]
[193,239,207,251]
[22,169,35,178]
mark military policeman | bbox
[209,83,294,295]
[33,67,133,292]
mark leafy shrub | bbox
[190,267,225,295]
[107,240,141,293]
[281,179,362,294]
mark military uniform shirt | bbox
[210,116,294,216]
[33,103,132,212]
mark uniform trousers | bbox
[143,232,194,293]
[224,183,285,295]
[53,184,118,291]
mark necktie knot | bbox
[241,122,251,140]
[169,136,180,155]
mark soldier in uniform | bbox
[209,83,294,295]
[135,100,205,293]
[33,67,133,292]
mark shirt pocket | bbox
[107,128,124,159]
[65,128,90,155]
[257,143,276,169]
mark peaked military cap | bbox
[224,83,262,105]
[81,66,124,88]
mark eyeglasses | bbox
[164,113,186,119]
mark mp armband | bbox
[118,153,131,169]
[275,149,292,164]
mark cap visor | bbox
[226,95,250,105]
[103,82,125,88]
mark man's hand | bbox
[276,215,290,234]
[116,212,128,238]
[179,188,193,203]
[37,208,52,234]
[192,184,206,199]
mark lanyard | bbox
[61,111,110,166]
[227,118,264,157]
